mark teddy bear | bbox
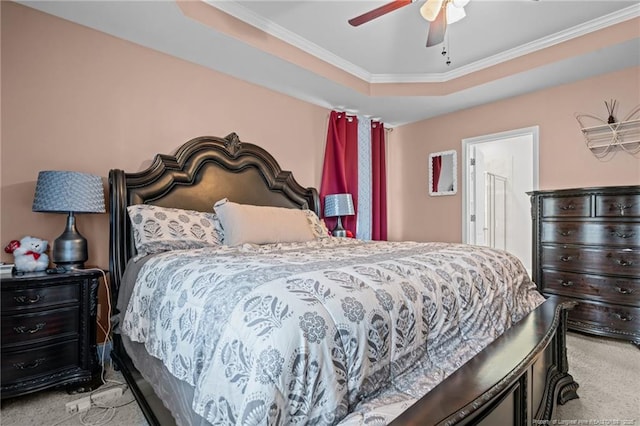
[4,236,50,273]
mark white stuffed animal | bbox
[4,236,50,272]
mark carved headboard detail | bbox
[108,133,319,297]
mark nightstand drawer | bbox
[542,196,590,218]
[1,306,79,346]
[596,194,640,217]
[1,283,80,312]
[1,340,79,384]
[541,270,640,306]
[1,269,102,398]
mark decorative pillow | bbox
[127,204,224,257]
[303,209,330,239]
[213,198,315,246]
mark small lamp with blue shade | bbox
[32,171,106,271]
[324,193,355,237]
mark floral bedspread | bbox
[121,239,544,425]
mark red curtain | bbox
[432,155,442,193]
[320,111,358,235]
[371,121,387,240]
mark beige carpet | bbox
[554,332,640,423]
[1,332,638,425]
[0,366,148,426]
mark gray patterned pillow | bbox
[303,210,330,239]
[127,205,224,258]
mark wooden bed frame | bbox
[108,133,579,426]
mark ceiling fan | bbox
[348,0,470,47]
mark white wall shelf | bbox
[576,105,640,159]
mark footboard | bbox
[391,296,578,425]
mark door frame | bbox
[461,126,540,245]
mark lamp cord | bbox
[80,267,124,388]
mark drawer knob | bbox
[560,280,573,287]
[614,312,633,322]
[13,322,46,334]
[559,230,574,237]
[616,258,634,267]
[613,202,633,216]
[560,202,576,211]
[13,294,42,304]
[610,229,635,239]
[616,287,633,295]
[13,358,46,370]
[560,255,572,262]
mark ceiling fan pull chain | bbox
[445,31,452,66]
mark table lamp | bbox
[32,171,106,270]
[324,193,355,237]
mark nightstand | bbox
[1,269,102,399]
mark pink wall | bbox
[3,1,640,259]
[387,66,640,242]
[1,2,329,267]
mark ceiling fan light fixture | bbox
[446,2,466,24]
[420,0,444,22]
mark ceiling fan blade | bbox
[426,7,447,47]
[348,0,412,27]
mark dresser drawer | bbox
[540,221,640,246]
[1,307,79,347]
[1,283,80,312]
[542,196,590,218]
[1,340,79,385]
[541,245,640,276]
[568,300,640,337]
[596,194,640,218]
[541,270,640,306]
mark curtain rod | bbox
[331,109,387,125]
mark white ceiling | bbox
[19,0,640,126]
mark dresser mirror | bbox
[429,150,457,196]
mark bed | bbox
[108,133,579,426]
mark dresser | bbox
[1,269,102,398]
[528,186,640,345]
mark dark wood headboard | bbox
[108,132,319,299]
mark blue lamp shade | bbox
[32,171,105,213]
[324,193,354,237]
[32,171,106,270]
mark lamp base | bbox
[52,213,88,271]
[331,216,348,238]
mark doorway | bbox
[461,126,539,273]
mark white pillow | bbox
[214,198,316,246]
[127,204,224,257]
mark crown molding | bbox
[375,3,640,83]
[205,1,639,84]
[204,0,373,81]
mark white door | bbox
[462,127,539,274]
[485,172,508,250]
